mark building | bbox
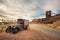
[32,10,60,24]
[46,10,51,18]
[41,10,60,24]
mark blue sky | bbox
[0,0,60,21]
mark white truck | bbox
[5,19,29,34]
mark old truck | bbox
[5,19,29,34]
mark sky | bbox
[0,0,60,21]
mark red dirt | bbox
[0,28,60,40]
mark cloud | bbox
[0,0,60,21]
[0,0,5,4]
[42,0,59,11]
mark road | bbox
[29,24,60,37]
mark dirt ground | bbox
[37,23,60,30]
[0,28,60,40]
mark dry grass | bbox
[0,28,60,40]
[46,20,60,30]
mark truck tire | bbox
[5,29,8,33]
[12,28,19,34]
[5,26,12,33]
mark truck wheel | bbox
[5,29,8,33]
[5,26,12,33]
[5,29,10,33]
[12,28,18,34]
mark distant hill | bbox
[31,19,41,23]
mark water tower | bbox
[46,10,51,18]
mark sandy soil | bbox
[0,28,60,40]
[39,24,60,30]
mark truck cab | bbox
[17,19,29,29]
